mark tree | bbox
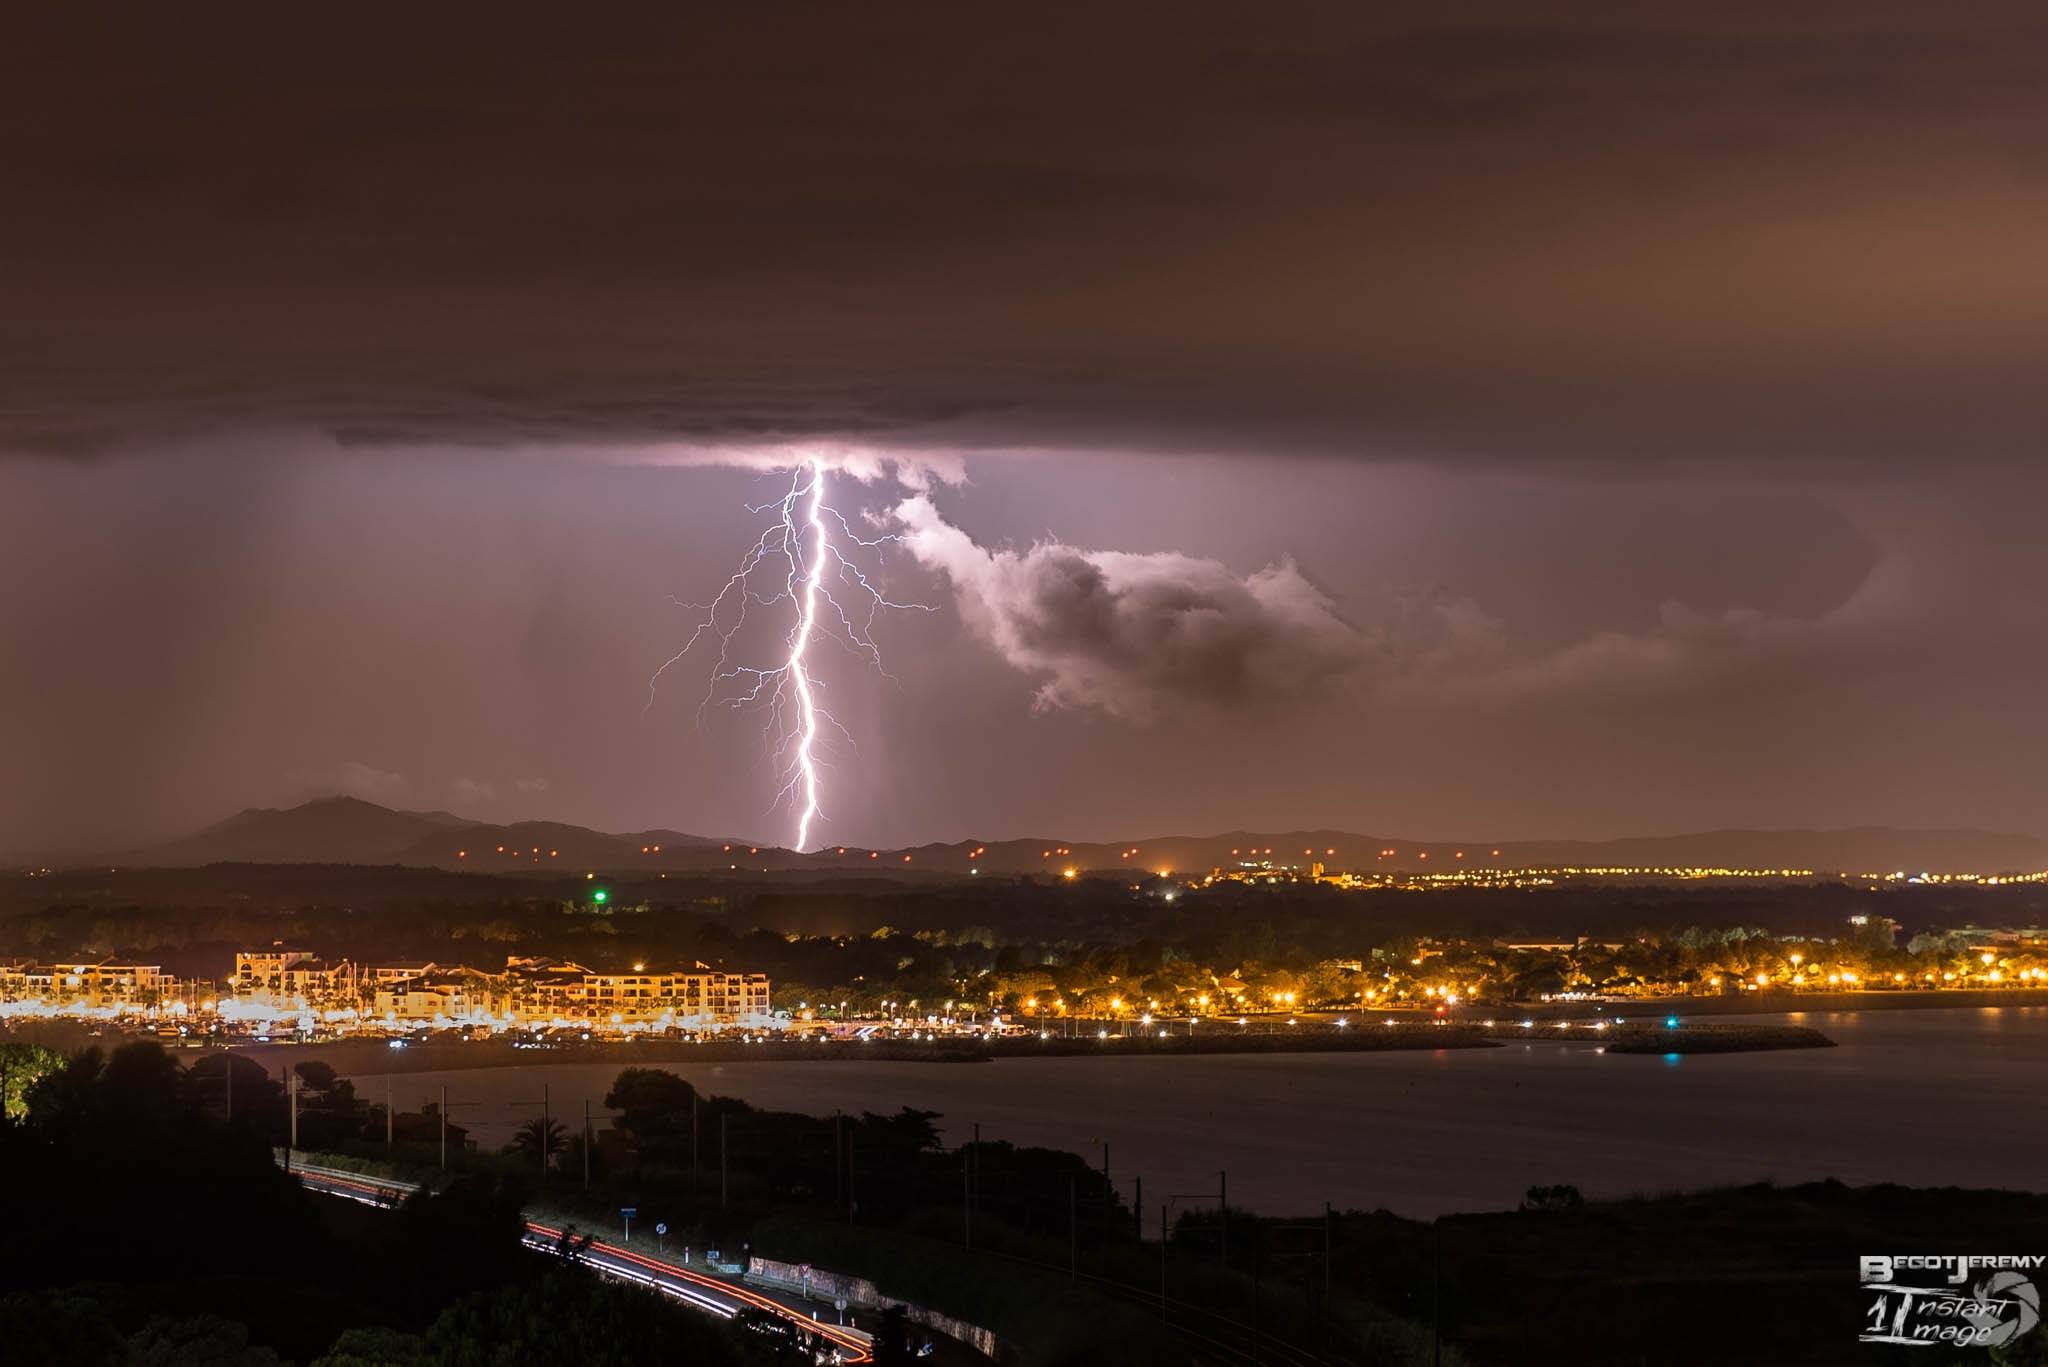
[0,1041,65,1122]
[604,1067,697,1160]
[1521,1184,1584,1214]
[393,1175,533,1317]
[547,1226,597,1265]
[309,1327,429,1367]
[186,1052,285,1134]
[293,1059,341,1093]
[869,1306,914,1366]
[0,1289,134,1366]
[130,1315,284,1367]
[425,1268,741,1366]
[507,1117,567,1168]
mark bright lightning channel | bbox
[649,456,924,852]
[785,461,827,851]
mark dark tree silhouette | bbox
[507,1116,568,1167]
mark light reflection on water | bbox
[354,1006,2048,1217]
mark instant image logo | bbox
[1860,1255,2043,1349]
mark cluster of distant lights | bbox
[1202,858,1831,890]
[157,846,2048,892]
[0,987,791,1035]
[456,845,563,861]
[1853,869,2048,886]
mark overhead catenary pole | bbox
[1324,1201,1333,1301]
[1101,1141,1111,1253]
[1159,1203,1169,1322]
[1219,1170,1228,1269]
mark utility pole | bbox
[440,1085,449,1172]
[1324,1201,1333,1301]
[691,1091,700,1193]
[1101,1141,1111,1254]
[1134,1175,1142,1242]
[384,1077,392,1154]
[720,1111,728,1208]
[540,1082,550,1182]
[1159,1204,1169,1322]
[1219,1170,1228,1269]
[224,1056,232,1123]
[288,1071,298,1160]
[847,1126,856,1223]
[582,1099,591,1189]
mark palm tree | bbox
[508,1117,567,1169]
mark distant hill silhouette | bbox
[98,798,2048,877]
[126,795,476,866]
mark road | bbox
[290,1159,1348,1367]
[284,1159,873,1362]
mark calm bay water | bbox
[353,1006,2048,1217]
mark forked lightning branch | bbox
[651,456,926,851]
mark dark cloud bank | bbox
[5,2,2048,462]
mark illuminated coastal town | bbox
[6,870,2046,1045]
[0,950,773,1036]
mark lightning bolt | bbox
[785,461,828,851]
[649,455,927,851]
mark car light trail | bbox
[288,1161,869,1359]
[650,455,924,852]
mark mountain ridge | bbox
[54,798,2048,877]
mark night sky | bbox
[5,3,2045,853]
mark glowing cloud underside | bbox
[650,457,924,851]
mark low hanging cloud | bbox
[895,487,1943,723]
[893,496,1372,720]
[1385,516,1933,709]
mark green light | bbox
[593,889,609,904]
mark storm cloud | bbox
[6,3,2048,465]
[894,496,1369,720]
[3,5,2047,852]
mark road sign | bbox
[655,1222,667,1236]
[621,1207,638,1218]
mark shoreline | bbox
[230,1022,1503,1076]
[1480,987,2048,1022]
[5,990,2035,1078]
